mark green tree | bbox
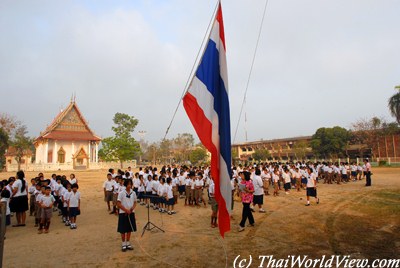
[388,85,400,124]
[159,139,172,164]
[251,149,270,162]
[11,125,34,170]
[100,113,141,168]
[173,133,194,163]
[310,126,350,158]
[0,127,9,170]
[189,146,208,165]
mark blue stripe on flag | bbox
[196,39,231,178]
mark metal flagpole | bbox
[163,0,221,140]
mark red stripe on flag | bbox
[216,3,226,51]
[183,93,230,237]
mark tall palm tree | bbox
[388,85,400,124]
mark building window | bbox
[58,147,66,163]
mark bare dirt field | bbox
[2,167,399,268]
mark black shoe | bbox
[122,246,127,252]
[305,204,310,206]
[126,244,133,250]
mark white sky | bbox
[0,0,399,143]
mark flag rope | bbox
[233,0,270,143]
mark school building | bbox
[232,132,400,164]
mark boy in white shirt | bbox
[62,183,72,226]
[103,173,114,212]
[28,178,37,216]
[252,169,266,212]
[38,186,56,234]
[68,184,81,229]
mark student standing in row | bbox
[117,179,137,252]
[68,184,81,229]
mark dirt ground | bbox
[2,167,399,268]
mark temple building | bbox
[34,100,101,170]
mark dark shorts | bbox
[306,187,317,197]
[253,194,264,205]
[284,182,291,190]
[69,207,80,218]
[351,171,357,177]
[159,196,166,204]
[178,185,185,194]
[301,178,307,184]
[138,191,144,200]
[10,195,28,213]
[118,213,136,233]
[166,198,174,206]
[341,174,348,179]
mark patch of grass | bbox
[332,214,399,259]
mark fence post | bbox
[388,157,391,166]
[0,201,6,268]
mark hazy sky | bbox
[0,0,399,144]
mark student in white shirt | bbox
[103,173,114,212]
[178,171,186,198]
[157,177,166,213]
[209,179,218,228]
[145,175,153,208]
[184,173,193,206]
[69,173,77,185]
[11,171,28,227]
[68,183,81,229]
[272,170,280,197]
[282,169,292,195]
[28,178,37,216]
[151,175,160,209]
[1,187,11,235]
[165,178,176,215]
[138,175,146,205]
[195,174,206,207]
[117,179,137,252]
[38,186,56,234]
[305,167,319,206]
[252,169,266,213]
[62,183,72,226]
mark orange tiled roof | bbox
[35,101,101,142]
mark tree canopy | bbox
[189,145,208,165]
[388,85,400,124]
[99,113,140,167]
[0,127,9,169]
[310,126,350,158]
[0,113,33,170]
[251,149,271,161]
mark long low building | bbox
[232,133,400,162]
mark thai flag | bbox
[183,2,231,237]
